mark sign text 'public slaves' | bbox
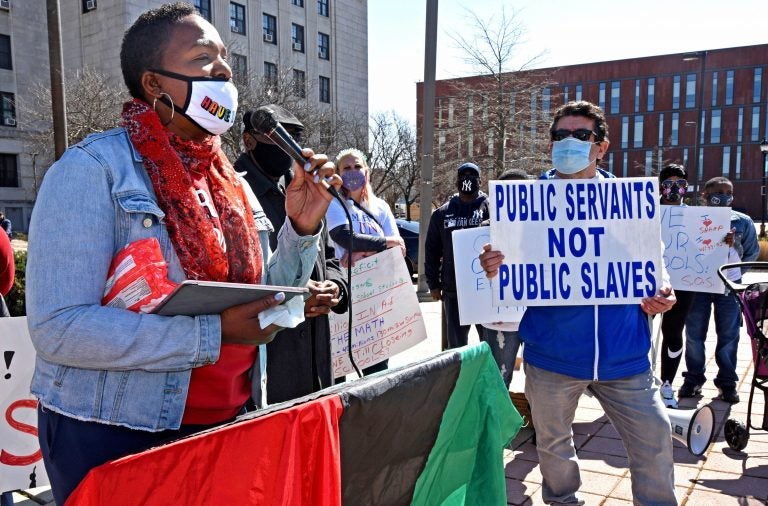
[489,178,662,306]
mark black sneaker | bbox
[678,382,702,398]
[718,388,740,404]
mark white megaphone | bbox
[668,404,715,456]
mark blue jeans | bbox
[442,292,483,349]
[481,326,520,388]
[683,290,742,390]
[525,364,675,505]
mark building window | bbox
[529,91,537,134]
[735,146,742,179]
[634,79,640,113]
[725,70,734,105]
[0,153,17,187]
[722,146,731,176]
[194,0,211,21]
[754,68,763,103]
[292,69,305,98]
[698,148,704,182]
[634,115,643,148]
[437,98,443,128]
[82,0,97,13]
[318,32,330,60]
[737,107,744,142]
[487,132,494,156]
[0,35,11,70]
[563,85,569,103]
[542,87,550,117]
[647,77,655,112]
[0,92,15,127]
[230,2,246,35]
[644,150,653,176]
[319,75,330,103]
[685,74,696,108]
[683,148,689,166]
[607,153,614,173]
[658,113,664,147]
[598,82,606,110]
[292,0,304,6]
[467,96,474,120]
[317,0,329,16]
[482,96,488,125]
[231,53,247,82]
[438,131,445,160]
[263,61,277,84]
[621,116,629,149]
[467,132,474,155]
[622,152,628,178]
[448,98,454,127]
[699,112,706,145]
[710,109,721,143]
[291,24,305,52]
[575,84,582,102]
[262,14,277,43]
[711,71,718,106]
[610,81,620,114]
[671,112,679,146]
[751,106,760,141]
[672,75,680,109]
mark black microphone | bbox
[249,106,307,166]
[249,106,339,198]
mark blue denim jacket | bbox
[26,128,319,431]
[730,209,759,263]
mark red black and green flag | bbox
[67,343,522,505]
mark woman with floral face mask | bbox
[326,148,404,376]
[25,4,340,503]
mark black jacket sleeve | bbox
[329,224,388,253]
[424,209,443,291]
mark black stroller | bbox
[717,262,768,451]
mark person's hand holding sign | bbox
[479,243,504,279]
[640,285,676,316]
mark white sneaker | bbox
[660,381,678,408]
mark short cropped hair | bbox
[659,163,687,182]
[703,176,732,191]
[120,3,196,99]
[499,168,531,181]
[549,101,609,142]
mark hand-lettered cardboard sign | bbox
[1,317,50,493]
[488,177,662,306]
[452,227,526,326]
[329,248,427,378]
[660,205,730,294]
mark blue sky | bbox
[369,0,767,125]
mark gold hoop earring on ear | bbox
[152,92,175,126]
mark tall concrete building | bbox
[0,0,368,232]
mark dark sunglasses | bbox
[551,128,598,142]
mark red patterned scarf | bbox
[121,99,262,283]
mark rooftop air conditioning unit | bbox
[4,117,16,127]
[85,0,96,10]
[263,33,273,43]
[0,0,10,10]
[292,42,302,51]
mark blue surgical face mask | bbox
[707,193,733,207]
[551,137,594,175]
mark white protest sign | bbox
[489,177,662,306]
[661,205,730,294]
[1,317,50,493]
[452,227,526,326]
[329,248,427,378]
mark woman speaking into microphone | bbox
[25,3,340,503]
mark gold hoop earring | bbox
[152,92,175,126]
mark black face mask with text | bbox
[458,176,480,195]
[251,143,293,179]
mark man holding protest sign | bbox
[425,162,489,350]
[480,101,677,505]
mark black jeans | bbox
[659,289,694,383]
